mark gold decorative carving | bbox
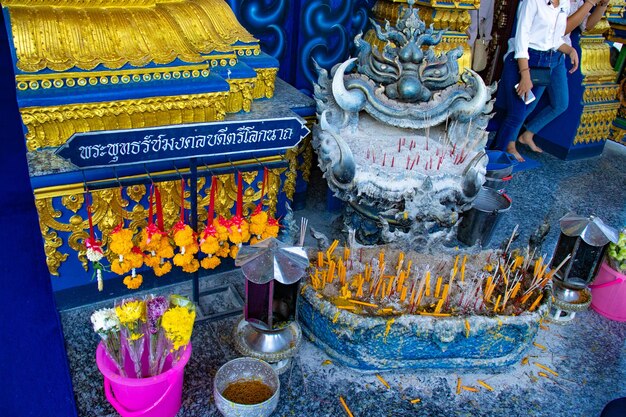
[5,0,258,72]
[21,92,229,151]
[254,68,278,99]
[579,37,617,83]
[15,65,213,92]
[583,85,619,104]
[574,105,619,144]
[284,147,298,201]
[226,78,256,113]
[61,193,85,213]
[41,225,69,276]
[267,168,286,217]
[300,134,314,183]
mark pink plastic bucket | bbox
[590,262,626,322]
[96,342,192,417]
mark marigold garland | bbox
[123,273,143,290]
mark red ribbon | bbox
[180,178,185,222]
[155,185,164,232]
[253,167,269,215]
[236,172,243,219]
[203,177,218,240]
[85,191,102,253]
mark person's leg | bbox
[520,57,569,152]
[492,56,546,161]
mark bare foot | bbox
[518,131,543,153]
[506,142,525,162]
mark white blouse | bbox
[564,0,589,46]
[512,0,570,59]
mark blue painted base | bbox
[297,286,547,371]
[534,136,606,161]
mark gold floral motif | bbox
[300,135,314,183]
[41,225,69,276]
[22,92,229,151]
[68,231,90,271]
[267,168,286,217]
[284,147,298,200]
[254,68,278,99]
[6,0,257,72]
[574,106,619,144]
[61,193,85,213]
[226,78,256,112]
[126,184,147,203]
[579,37,617,83]
[372,1,473,33]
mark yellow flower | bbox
[129,332,143,341]
[115,300,145,324]
[161,306,195,351]
[230,245,239,259]
[216,242,230,258]
[126,251,144,269]
[123,274,143,290]
[144,255,160,268]
[214,218,230,242]
[200,236,220,255]
[154,261,172,277]
[228,221,250,245]
[173,252,194,266]
[110,229,134,255]
[249,211,268,236]
[139,229,162,252]
[111,257,132,275]
[173,225,195,247]
[156,236,174,259]
[182,258,200,273]
[262,223,279,239]
[201,256,221,270]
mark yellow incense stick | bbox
[400,286,408,302]
[410,398,421,404]
[376,374,391,389]
[434,276,443,298]
[460,255,467,283]
[348,299,378,308]
[534,362,558,376]
[337,305,356,310]
[493,294,502,313]
[424,271,431,296]
[529,293,544,312]
[477,380,494,391]
[462,386,479,392]
[464,319,470,338]
[339,396,354,417]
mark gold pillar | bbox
[574,0,624,145]
[367,0,478,72]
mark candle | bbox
[343,247,350,261]
[434,298,445,313]
[528,293,543,312]
[339,397,355,417]
[337,305,356,310]
[460,255,467,283]
[379,250,385,264]
[400,286,408,302]
[464,319,470,338]
[328,260,336,283]
[434,276,443,298]
[348,299,378,308]
[510,282,521,299]
[379,281,386,299]
[493,294,502,312]
[317,251,324,268]
[534,362,558,376]
[327,240,339,261]
[424,271,431,297]
[440,284,450,301]
[376,374,391,389]
[477,380,494,391]
[462,386,479,392]
[456,377,462,395]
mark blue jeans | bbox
[492,49,567,150]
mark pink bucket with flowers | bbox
[92,295,196,417]
[96,342,192,417]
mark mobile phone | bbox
[515,84,536,105]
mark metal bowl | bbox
[213,357,280,417]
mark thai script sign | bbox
[56,117,310,168]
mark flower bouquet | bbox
[607,228,626,274]
[92,294,196,379]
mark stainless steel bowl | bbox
[213,357,280,417]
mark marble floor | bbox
[60,141,626,417]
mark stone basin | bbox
[298,285,550,371]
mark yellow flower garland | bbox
[161,305,195,351]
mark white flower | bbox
[90,308,119,335]
[86,247,104,262]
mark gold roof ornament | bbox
[5,0,258,72]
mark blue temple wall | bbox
[226,0,375,95]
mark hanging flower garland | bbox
[199,177,224,270]
[109,188,144,289]
[172,179,200,273]
[226,172,251,259]
[249,167,280,244]
[140,184,174,277]
[84,191,107,291]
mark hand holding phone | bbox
[515,84,536,105]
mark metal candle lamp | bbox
[549,213,618,322]
[233,237,309,373]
